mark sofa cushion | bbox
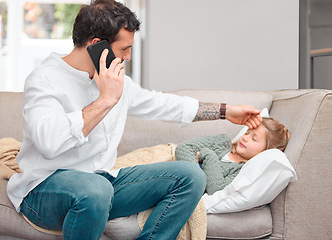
[104,215,141,240]
[206,205,272,239]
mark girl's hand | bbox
[196,151,200,163]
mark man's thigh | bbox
[106,161,199,219]
[21,169,113,230]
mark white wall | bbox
[143,0,299,91]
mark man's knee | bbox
[73,173,114,215]
[176,161,206,196]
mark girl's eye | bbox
[253,137,257,141]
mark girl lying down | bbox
[175,117,290,195]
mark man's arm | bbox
[193,102,262,129]
[82,97,115,137]
[193,102,220,121]
[82,49,124,137]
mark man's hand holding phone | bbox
[94,49,124,107]
[86,39,124,107]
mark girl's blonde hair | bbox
[232,117,290,153]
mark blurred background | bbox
[0,0,330,92]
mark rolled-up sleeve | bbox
[66,110,89,147]
[179,96,199,126]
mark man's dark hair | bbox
[73,0,140,47]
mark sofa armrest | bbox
[268,89,332,239]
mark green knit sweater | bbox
[175,134,244,195]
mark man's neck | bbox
[62,47,95,79]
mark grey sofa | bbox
[1,89,331,240]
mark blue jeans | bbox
[20,161,206,240]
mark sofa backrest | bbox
[0,92,24,141]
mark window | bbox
[0,0,143,92]
[0,2,7,49]
[24,3,81,39]
[0,0,85,91]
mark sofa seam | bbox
[0,203,16,210]
[206,228,272,240]
[272,90,330,102]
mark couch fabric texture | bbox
[0,89,331,240]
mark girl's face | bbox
[235,124,267,160]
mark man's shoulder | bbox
[26,53,62,82]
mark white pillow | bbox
[231,107,270,143]
[202,149,297,213]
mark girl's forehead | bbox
[248,124,267,135]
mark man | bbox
[7,1,262,239]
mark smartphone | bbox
[87,40,116,75]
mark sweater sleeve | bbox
[175,134,231,164]
[201,155,243,195]
[175,139,200,164]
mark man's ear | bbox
[89,38,101,46]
